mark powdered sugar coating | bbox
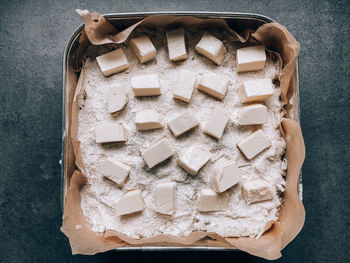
[78,28,287,238]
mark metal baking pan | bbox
[61,11,301,251]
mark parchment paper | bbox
[61,10,305,260]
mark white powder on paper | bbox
[77,27,287,239]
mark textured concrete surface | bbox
[0,0,349,262]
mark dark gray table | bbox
[1,0,349,262]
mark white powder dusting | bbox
[77,27,287,239]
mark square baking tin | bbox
[61,11,301,251]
